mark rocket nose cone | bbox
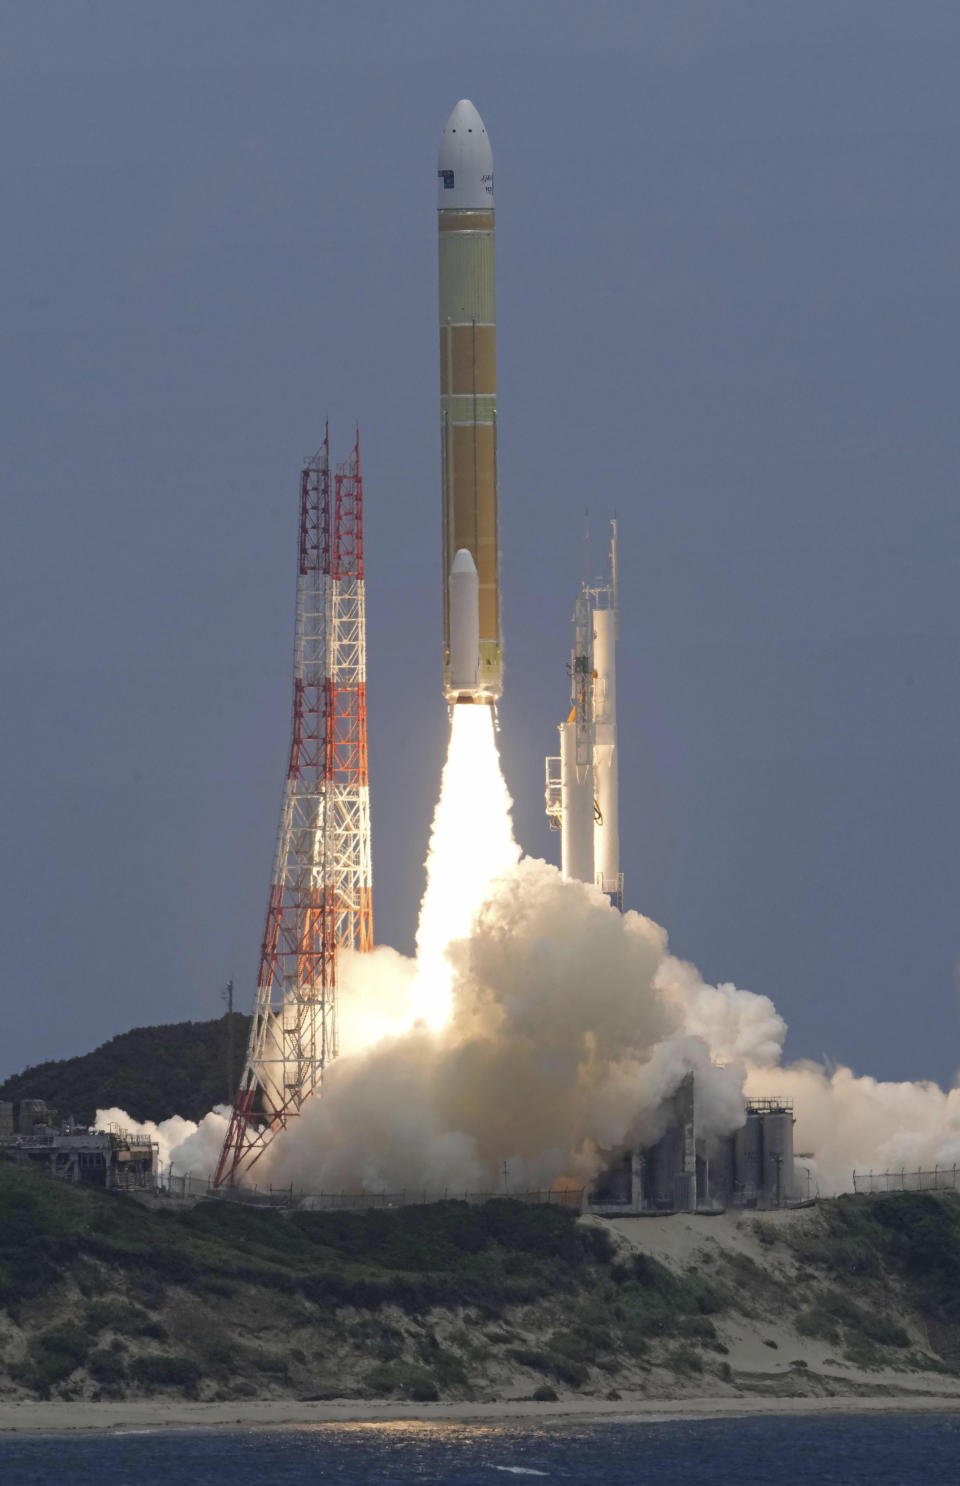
[442,98,487,138]
[451,547,479,576]
[438,99,494,210]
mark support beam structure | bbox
[215,428,373,1187]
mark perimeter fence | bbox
[157,1169,584,1212]
[852,1165,960,1195]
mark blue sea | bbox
[1,1415,959,1485]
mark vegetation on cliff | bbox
[0,1160,721,1401]
[770,1190,960,1370]
[1,1159,959,1405]
[0,1014,250,1126]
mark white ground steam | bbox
[110,710,960,1197]
[743,1065,960,1195]
[95,1106,229,1175]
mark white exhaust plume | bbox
[411,705,520,1027]
[105,715,960,1198]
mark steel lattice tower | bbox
[215,427,373,1187]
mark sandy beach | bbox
[2,1390,960,1435]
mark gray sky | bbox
[3,1,959,1088]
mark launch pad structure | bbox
[215,428,373,1188]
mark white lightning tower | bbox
[215,429,373,1187]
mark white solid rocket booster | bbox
[449,547,481,693]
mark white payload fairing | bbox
[438,100,501,706]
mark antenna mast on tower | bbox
[215,428,373,1187]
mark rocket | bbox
[438,100,501,705]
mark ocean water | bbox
[1,1414,959,1485]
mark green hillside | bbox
[0,1014,250,1126]
[2,1159,960,1406]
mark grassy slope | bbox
[0,1160,722,1402]
[1,1160,959,1404]
[0,1014,250,1126]
[770,1190,960,1370]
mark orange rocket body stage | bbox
[438,100,501,706]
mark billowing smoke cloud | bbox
[259,860,748,1194]
[743,1064,960,1195]
[235,709,773,1193]
[337,945,419,1055]
[106,708,960,1199]
[95,1108,199,1171]
[96,1105,229,1176]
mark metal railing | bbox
[157,1169,584,1211]
[852,1165,960,1195]
[97,1124,156,1147]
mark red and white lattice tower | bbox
[215,427,373,1187]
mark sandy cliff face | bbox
[599,1203,960,1402]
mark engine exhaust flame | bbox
[411,705,520,1028]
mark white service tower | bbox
[558,586,596,884]
[546,522,623,910]
[592,525,620,903]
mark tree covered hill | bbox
[0,1013,250,1126]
